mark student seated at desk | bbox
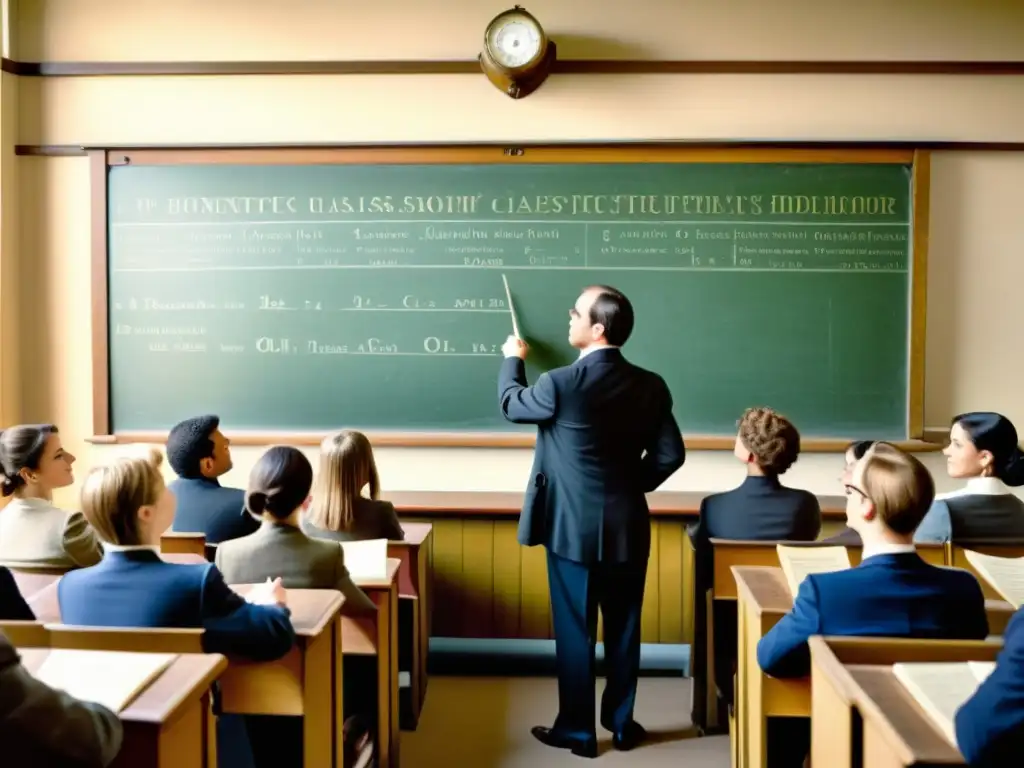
[757,442,989,768]
[691,407,820,707]
[302,430,405,542]
[57,449,295,661]
[0,629,123,767]
[216,445,377,766]
[0,424,103,571]
[956,606,1024,766]
[166,415,259,545]
[215,445,376,615]
[915,412,1024,543]
[0,566,34,621]
[820,439,876,545]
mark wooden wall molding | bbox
[3,57,1024,78]
[15,141,1024,157]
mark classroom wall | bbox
[3,0,1024,507]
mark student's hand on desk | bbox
[246,577,288,608]
[502,335,528,359]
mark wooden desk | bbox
[19,649,226,768]
[225,586,344,768]
[809,636,1002,768]
[390,522,433,730]
[732,567,1013,768]
[0,619,49,646]
[951,541,1024,600]
[160,531,207,557]
[711,540,947,600]
[347,559,401,768]
[395,491,847,642]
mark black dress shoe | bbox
[530,726,598,758]
[611,721,647,751]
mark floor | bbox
[401,676,730,767]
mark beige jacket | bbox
[215,521,376,615]
[0,498,104,571]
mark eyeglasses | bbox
[844,483,869,501]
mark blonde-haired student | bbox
[303,430,404,542]
[57,449,295,661]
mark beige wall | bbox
[2,0,1023,507]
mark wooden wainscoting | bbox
[406,517,695,644]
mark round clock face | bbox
[487,15,543,69]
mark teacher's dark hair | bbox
[952,412,1024,487]
[0,424,59,497]
[585,285,635,346]
[246,445,314,520]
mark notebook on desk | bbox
[30,650,176,713]
[892,661,995,747]
[776,544,852,595]
[963,549,1024,609]
[340,539,388,581]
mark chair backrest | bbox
[44,624,205,653]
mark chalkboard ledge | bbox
[87,431,944,453]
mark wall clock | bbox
[479,6,557,99]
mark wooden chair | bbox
[160,531,207,558]
[44,624,206,653]
[0,620,49,647]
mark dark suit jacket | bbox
[498,347,685,565]
[0,567,34,621]
[58,549,295,661]
[0,630,123,767]
[216,522,376,614]
[955,607,1024,766]
[169,477,258,545]
[916,493,1024,544]
[301,497,405,542]
[757,552,989,679]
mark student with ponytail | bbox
[915,411,1024,543]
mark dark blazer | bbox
[757,552,989,679]
[956,607,1024,766]
[916,493,1024,543]
[0,631,123,768]
[691,475,821,572]
[0,567,34,621]
[169,477,259,544]
[301,497,405,542]
[57,549,295,661]
[216,522,376,614]
[498,348,686,565]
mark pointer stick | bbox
[502,273,523,340]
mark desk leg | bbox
[156,694,205,768]
[406,597,423,729]
[303,628,335,768]
[417,547,430,714]
[376,584,400,768]
[811,668,854,768]
[205,694,218,768]
[735,598,748,768]
[335,620,345,768]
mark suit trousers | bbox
[546,549,648,743]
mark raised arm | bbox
[0,635,123,767]
[498,358,558,425]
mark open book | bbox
[340,538,388,581]
[963,550,1024,609]
[893,661,996,746]
[776,544,852,595]
[31,650,176,713]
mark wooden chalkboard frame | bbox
[87,145,937,452]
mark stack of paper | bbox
[31,650,176,712]
[776,544,852,595]
[963,550,1024,608]
[340,538,388,581]
[892,661,995,746]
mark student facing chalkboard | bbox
[302,430,405,543]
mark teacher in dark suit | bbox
[498,285,686,758]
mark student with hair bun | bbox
[915,411,1024,543]
[0,424,103,571]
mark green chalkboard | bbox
[104,154,917,439]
